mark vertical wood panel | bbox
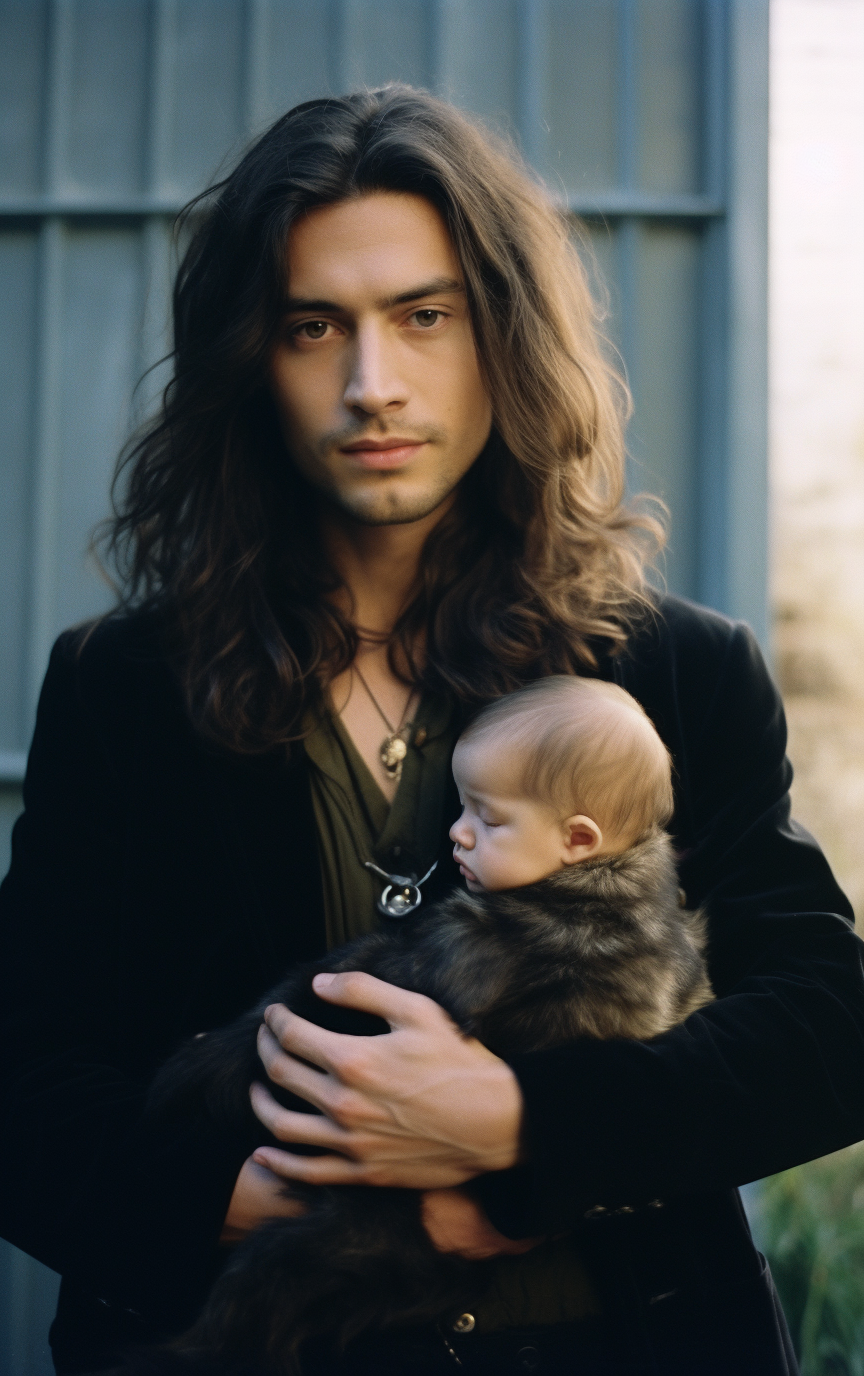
[342,0,428,90]
[0,0,49,195]
[27,218,66,718]
[635,0,702,193]
[242,0,272,129]
[516,0,548,165]
[0,231,39,752]
[65,0,151,195]
[264,0,333,114]
[437,0,520,126]
[725,0,769,646]
[146,0,178,197]
[547,0,618,193]
[52,226,142,632]
[164,0,246,193]
[631,222,701,594]
[41,0,76,195]
[136,215,175,423]
[694,0,729,610]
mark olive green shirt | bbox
[303,695,599,1331]
[304,691,456,947]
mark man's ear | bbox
[560,814,604,865]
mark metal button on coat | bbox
[517,1346,541,1371]
[452,1313,475,1333]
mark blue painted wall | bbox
[0,1,768,1369]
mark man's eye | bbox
[411,309,443,328]
[294,321,330,341]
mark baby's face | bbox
[449,739,576,892]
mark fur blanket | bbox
[136,829,713,1374]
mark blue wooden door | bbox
[0,2,767,1369]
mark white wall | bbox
[770,0,864,918]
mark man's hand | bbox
[249,971,525,1189]
[220,1156,309,1243]
[421,1186,543,1259]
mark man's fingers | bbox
[259,1004,350,1076]
[255,1027,341,1110]
[309,971,448,1029]
[250,1081,354,1146]
[252,1145,371,1185]
[250,1144,472,1190]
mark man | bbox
[0,86,860,1376]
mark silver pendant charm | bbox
[364,860,438,918]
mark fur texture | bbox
[141,830,713,1374]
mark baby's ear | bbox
[561,814,604,864]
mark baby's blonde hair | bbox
[459,676,674,843]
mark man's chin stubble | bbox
[323,479,461,528]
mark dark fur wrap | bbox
[141,830,713,1375]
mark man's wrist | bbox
[467,1057,526,1174]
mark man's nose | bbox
[343,322,408,416]
[449,816,474,849]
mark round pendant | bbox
[364,858,438,920]
[380,733,408,774]
[378,880,422,918]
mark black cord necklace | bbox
[352,661,416,784]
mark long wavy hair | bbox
[102,85,663,754]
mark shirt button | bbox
[452,1312,475,1333]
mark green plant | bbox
[747,1143,864,1376]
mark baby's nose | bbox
[449,816,474,849]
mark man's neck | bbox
[321,496,455,634]
[319,495,457,803]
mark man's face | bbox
[269,191,493,525]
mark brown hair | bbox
[459,676,674,843]
[101,84,663,753]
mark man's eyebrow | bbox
[383,277,464,307]
[281,277,465,315]
[281,296,342,315]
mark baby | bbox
[452,673,675,891]
[145,676,713,1375]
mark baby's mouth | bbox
[453,850,479,886]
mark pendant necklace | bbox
[351,661,416,785]
[364,859,438,919]
[348,655,436,918]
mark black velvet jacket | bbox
[0,594,861,1373]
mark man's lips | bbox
[339,439,426,470]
